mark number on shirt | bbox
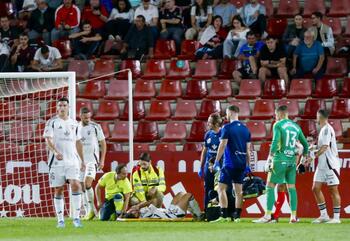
[286,130,297,148]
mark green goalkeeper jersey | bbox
[270,119,309,162]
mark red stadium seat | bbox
[77,80,106,99]
[105,79,128,100]
[229,100,251,119]
[277,99,299,119]
[262,79,287,99]
[246,121,267,141]
[68,60,89,80]
[345,18,350,36]
[134,143,150,151]
[145,100,171,121]
[192,60,217,79]
[218,59,240,79]
[154,40,176,59]
[120,100,145,120]
[259,0,274,17]
[8,122,33,142]
[339,78,350,98]
[166,59,191,80]
[325,57,348,78]
[267,18,288,38]
[330,99,350,118]
[52,40,72,59]
[157,79,182,100]
[277,0,299,17]
[208,79,232,99]
[183,79,208,99]
[230,0,247,8]
[260,141,271,153]
[134,120,159,142]
[303,0,326,16]
[328,0,350,17]
[15,99,40,120]
[297,120,317,137]
[117,60,141,79]
[187,121,207,142]
[288,79,312,98]
[173,100,197,120]
[142,59,166,80]
[313,78,338,98]
[328,119,344,139]
[156,143,177,151]
[197,100,221,120]
[76,100,94,118]
[31,122,45,142]
[98,122,111,139]
[183,142,203,152]
[251,99,275,120]
[134,79,156,100]
[236,79,261,99]
[179,40,199,60]
[301,99,326,119]
[91,59,116,80]
[109,121,131,142]
[323,18,342,36]
[94,100,119,121]
[107,143,123,151]
[161,121,187,142]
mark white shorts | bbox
[49,166,80,188]
[79,162,97,182]
[313,168,340,186]
[168,204,186,217]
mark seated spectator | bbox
[105,0,134,40]
[47,0,62,9]
[185,0,213,40]
[0,16,20,51]
[232,31,264,82]
[282,14,306,58]
[31,44,63,71]
[101,0,115,13]
[27,0,55,45]
[159,0,183,54]
[309,11,335,56]
[0,39,10,72]
[121,15,154,60]
[223,15,249,59]
[213,0,237,30]
[10,33,35,72]
[19,0,37,20]
[134,0,159,43]
[195,15,226,59]
[69,21,102,59]
[258,35,288,85]
[291,30,325,80]
[241,0,266,37]
[51,0,81,43]
[81,0,109,34]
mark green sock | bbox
[266,186,275,214]
[288,187,298,212]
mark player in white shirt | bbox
[43,97,84,228]
[310,109,341,224]
[79,107,106,220]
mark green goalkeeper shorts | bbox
[267,161,296,185]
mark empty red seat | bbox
[236,79,261,99]
[156,143,177,151]
[251,99,275,120]
[187,121,207,142]
[301,99,326,119]
[197,100,221,120]
[76,100,93,118]
[267,18,288,38]
[105,79,128,100]
[52,39,72,59]
[339,78,350,97]
[145,100,171,121]
[262,79,287,99]
[109,121,131,142]
[325,57,348,78]
[277,0,300,17]
[117,60,141,79]
[183,142,203,151]
[31,122,45,142]
[134,143,150,151]
[77,80,106,99]
[229,100,251,119]
[260,141,271,153]
[297,120,317,137]
[313,78,337,98]
[94,100,119,121]
[91,59,116,80]
[120,100,145,120]
[99,122,111,138]
[166,59,191,80]
[218,59,240,79]
[345,18,350,36]
[328,119,343,139]
[0,101,15,121]
[259,0,274,17]
[288,78,312,98]
[8,122,33,142]
[323,18,342,36]
[134,120,159,142]
[330,99,350,118]
[15,99,40,120]
[277,99,299,119]
[134,79,156,100]
[303,0,326,16]
[328,0,350,17]
[179,40,199,60]
[246,121,267,141]
[68,60,89,80]
[154,40,176,59]
[208,79,232,99]
[173,100,197,120]
[142,59,166,80]
[161,121,187,142]
[107,143,123,151]
[183,79,208,99]
[192,60,217,79]
[157,79,182,100]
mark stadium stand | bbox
[94,100,120,121]
[157,79,183,100]
[173,100,197,120]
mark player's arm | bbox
[76,140,85,170]
[215,139,228,163]
[99,139,107,170]
[270,124,281,157]
[314,127,331,159]
[45,137,63,160]
[246,142,252,166]
[200,146,207,169]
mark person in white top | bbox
[106,0,134,40]
[31,45,63,71]
[78,107,106,220]
[43,97,84,228]
[134,0,159,44]
[241,0,266,36]
[310,109,341,224]
[185,0,213,40]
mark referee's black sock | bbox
[234,208,242,219]
[221,208,228,218]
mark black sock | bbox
[221,208,228,218]
[234,208,242,219]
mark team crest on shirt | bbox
[207,138,211,144]
[212,144,218,150]
[64,130,70,136]
[58,126,63,129]
[87,131,91,135]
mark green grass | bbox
[1,218,349,241]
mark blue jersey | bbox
[221,121,251,169]
[204,130,221,165]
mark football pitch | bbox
[1,218,349,241]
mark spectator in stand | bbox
[19,0,37,20]
[101,0,114,13]
[195,15,226,59]
[0,38,10,72]
[48,0,63,9]
[0,16,20,51]
[309,11,335,56]
[81,0,109,34]
[213,0,236,30]
[159,0,183,54]
[241,0,266,37]
[282,14,306,58]
[134,0,159,43]
[105,0,134,41]
[185,0,213,40]
[291,30,325,80]
[69,21,102,59]
[31,44,63,71]
[51,0,81,42]
[121,15,154,60]
[223,15,249,59]
[232,31,264,82]
[258,35,288,85]
[27,0,55,45]
[10,33,35,72]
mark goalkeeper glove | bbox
[264,158,272,173]
[213,161,221,172]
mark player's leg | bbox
[285,164,298,222]
[204,166,215,211]
[84,163,97,220]
[273,183,287,221]
[176,193,201,218]
[66,166,83,227]
[50,166,66,227]
[328,184,341,223]
[232,168,246,221]
[312,168,330,223]
[147,187,164,208]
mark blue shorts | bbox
[219,166,245,185]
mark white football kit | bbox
[140,204,186,219]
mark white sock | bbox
[334,206,341,220]
[188,196,201,217]
[318,202,328,217]
[86,187,95,214]
[54,196,64,222]
[71,192,82,220]
[82,191,88,214]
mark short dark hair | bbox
[57,96,69,104]
[276,105,288,112]
[318,109,329,119]
[209,112,223,127]
[246,31,256,38]
[80,106,91,114]
[116,0,132,12]
[115,163,127,173]
[265,35,275,41]
[294,13,303,18]
[136,15,145,23]
[139,152,151,162]
[41,45,49,55]
[228,105,240,113]
[312,11,323,20]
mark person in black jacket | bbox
[282,14,306,58]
